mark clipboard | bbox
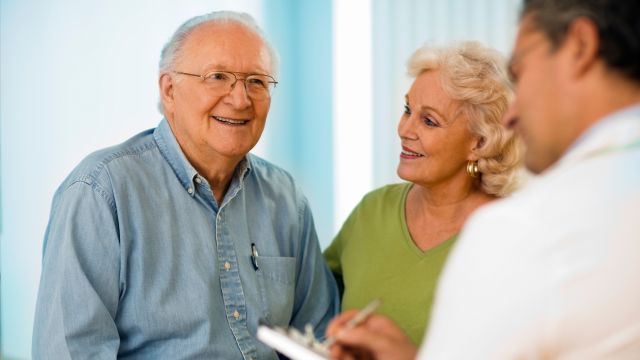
[257,325,329,360]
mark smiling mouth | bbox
[401,148,424,158]
[212,116,249,125]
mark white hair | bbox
[157,11,279,113]
[407,41,523,196]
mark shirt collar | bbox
[554,103,640,170]
[154,118,253,196]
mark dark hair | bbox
[521,0,640,82]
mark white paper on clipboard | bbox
[257,325,329,360]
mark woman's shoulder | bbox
[331,183,409,249]
[360,182,411,205]
[343,183,411,221]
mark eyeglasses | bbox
[173,70,278,100]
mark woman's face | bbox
[397,70,478,187]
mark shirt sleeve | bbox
[32,180,121,359]
[323,230,345,297]
[289,196,340,339]
[418,204,549,359]
[323,197,364,298]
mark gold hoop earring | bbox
[467,160,479,178]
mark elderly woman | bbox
[323,41,522,346]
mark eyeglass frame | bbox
[172,70,279,100]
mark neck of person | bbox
[572,68,640,139]
[188,150,244,205]
[406,174,495,251]
[411,175,494,214]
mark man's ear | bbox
[564,17,600,78]
[159,73,176,115]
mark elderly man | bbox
[32,11,338,359]
[327,0,640,358]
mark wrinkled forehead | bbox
[177,22,273,74]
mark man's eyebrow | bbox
[201,63,226,71]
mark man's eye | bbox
[403,104,411,115]
[247,77,268,88]
[207,72,230,81]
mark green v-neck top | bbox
[324,183,457,345]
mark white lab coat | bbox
[421,104,640,359]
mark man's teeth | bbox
[213,116,248,125]
[402,149,424,157]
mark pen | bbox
[251,243,259,270]
[323,298,382,347]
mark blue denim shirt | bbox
[32,119,339,359]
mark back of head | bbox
[407,42,523,197]
[521,0,640,84]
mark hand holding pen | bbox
[324,299,418,360]
[324,299,382,347]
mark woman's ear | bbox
[468,136,485,161]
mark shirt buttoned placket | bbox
[215,174,257,360]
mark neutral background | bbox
[0,0,520,358]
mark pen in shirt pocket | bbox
[251,243,259,271]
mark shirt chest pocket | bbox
[255,256,296,326]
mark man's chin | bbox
[524,154,554,175]
[213,143,257,160]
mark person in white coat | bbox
[327,0,640,358]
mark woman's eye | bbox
[422,116,438,127]
[403,105,411,115]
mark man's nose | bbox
[225,79,252,108]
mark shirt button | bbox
[195,177,202,184]
[233,310,240,320]
[224,262,231,270]
[187,187,194,194]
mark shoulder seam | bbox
[63,177,116,213]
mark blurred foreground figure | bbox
[328,0,640,358]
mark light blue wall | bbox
[261,0,334,247]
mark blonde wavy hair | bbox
[407,41,523,196]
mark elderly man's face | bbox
[162,22,272,165]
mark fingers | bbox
[331,315,418,360]
[326,309,361,338]
[330,344,373,360]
